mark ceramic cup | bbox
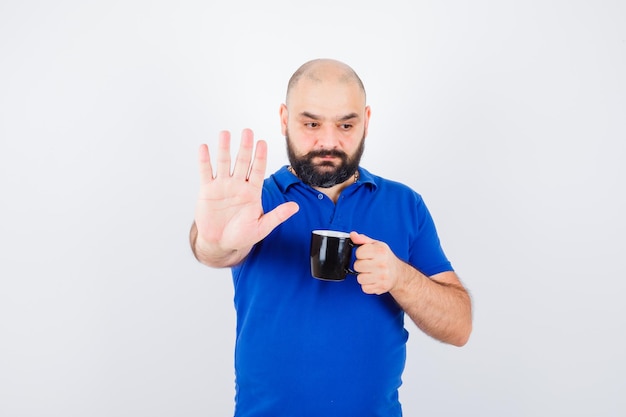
[310,230,358,281]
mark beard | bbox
[286,131,365,188]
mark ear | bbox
[279,104,289,136]
[363,105,372,138]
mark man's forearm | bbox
[390,266,472,346]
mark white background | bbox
[1,1,625,416]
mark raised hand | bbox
[192,129,299,267]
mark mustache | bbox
[306,149,348,159]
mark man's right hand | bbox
[191,129,299,267]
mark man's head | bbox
[280,59,371,188]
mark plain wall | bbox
[1,1,624,416]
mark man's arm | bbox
[191,129,299,268]
[389,268,472,346]
[350,232,472,346]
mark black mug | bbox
[310,230,358,281]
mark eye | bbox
[305,122,319,128]
[339,123,353,130]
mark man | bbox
[190,58,472,416]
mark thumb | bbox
[349,231,375,245]
[258,202,300,239]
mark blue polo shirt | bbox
[231,166,453,417]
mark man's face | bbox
[286,129,365,188]
[280,74,371,188]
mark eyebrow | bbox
[299,111,360,121]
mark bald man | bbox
[190,59,472,417]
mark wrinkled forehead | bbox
[287,86,366,123]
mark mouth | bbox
[313,156,339,168]
[313,151,343,161]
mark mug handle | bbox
[345,239,360,275]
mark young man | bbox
[190,58,472,416]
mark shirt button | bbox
[317,193,324,200]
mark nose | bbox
[315,125,341,149]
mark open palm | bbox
[194,129,299,266]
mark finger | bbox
[357,278,381,295]
[248,139,268,188]
[198,144,214,185]
[257,201,299,238]
[351,232,376,260]
[367,286,386,296]
[350,231,376,245]
[360,284,378,295]
[216,130,232,178]
[356,272,371,286]
[356,275,386,295]
[232,128,255,180]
